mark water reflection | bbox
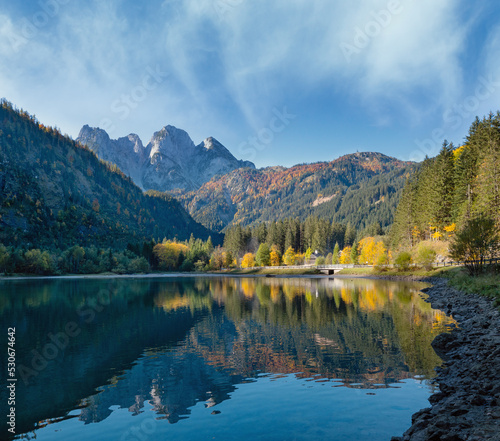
[0,276,453,439]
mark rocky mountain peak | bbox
[77,124,255,192]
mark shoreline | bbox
[0,271,371,281]
[392,277,500,441]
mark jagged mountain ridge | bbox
[77,125,255,192]
[0,100,217,249]
[178,152,418,232]
[75,121,415,234]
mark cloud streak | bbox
[0,0,496,166]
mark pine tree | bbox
[332,242,340,264]
[350,240,358,264]
[473,113,500,225]
[344,222,356,246]
[391,177,417,247]
[429,141,455,229]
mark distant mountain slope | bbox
[178,152,417,232]
[77,125,255,192]
[0,100,217,249]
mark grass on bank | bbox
[437,267,500,305]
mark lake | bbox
[0,276,454,440]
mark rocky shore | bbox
[392,278,500,441]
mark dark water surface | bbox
[0,276,454,440]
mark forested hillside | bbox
[178,152,416,232]
[0,100,216,251]
[391,112,500,248]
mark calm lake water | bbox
[0,276,454,441]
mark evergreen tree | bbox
[472,113,500,225]
[429,141,455,228]
[350,240,359,264]
[255,243,271,266]
[344,222,356,246]
[332,242,340,264]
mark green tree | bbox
[204,236,214,256]
[255,243,271,267]
[350,240,359,264]
[332,242,340,264]
[344,222,356,246]
[24,249,54,274]
[473,114,500,225]
[449,216,499,276]
[394,251,412,271]
[429,141,455,228]
[224,250,234,268]
[0,244,10,274]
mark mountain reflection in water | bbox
[0,276,454,437]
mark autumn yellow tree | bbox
[154,242,189,270]
[241,253,256,268]
[270,245,281,266]
[358,237,387,265]
[339,246,352,264]
[358,237,374,264]
[283,246,296,265]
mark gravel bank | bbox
[392,278,500,441]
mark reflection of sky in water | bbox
[29,376,432,441]
[0,276,454,440]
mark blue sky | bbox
[1,0,500,168]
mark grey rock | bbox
[77,125,255,192]
[392,278,500,440]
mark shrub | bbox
[395,251,412,271]
[128,257,150,273]
[315,256,326,265]
[416,244,436,270]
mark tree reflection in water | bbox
[0,276,454,436]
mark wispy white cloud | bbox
[0,0,494,163]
